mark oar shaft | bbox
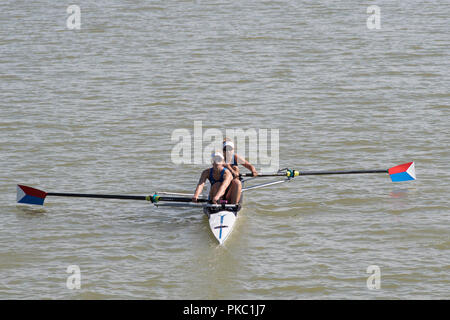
[241,173,285,177]
[299,169,387,176]
[153,196,207,203]
[242,169,387,177]
[46,193,208,203]
[47,192,147,201]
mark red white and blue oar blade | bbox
[388,162,416,182]
[17,185,47,205]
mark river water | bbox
[0,0,449,299]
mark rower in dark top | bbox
[222,138,258,204]
[192,150,236,204]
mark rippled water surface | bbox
[1,1,449,299]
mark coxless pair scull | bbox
[16,162,416,244]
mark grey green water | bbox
[0,1,449,299]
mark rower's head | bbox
[211,150,224,166]
[223,138,235,164]
[223,138,234,153]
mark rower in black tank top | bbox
[192,150,238,204]
[208,167,227,185]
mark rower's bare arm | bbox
[224,163,239,178]
[237,155,258,176]
[193,170,209,201]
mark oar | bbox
[17,162,416,206]
[241,162,416,182]
[16,185,207,206]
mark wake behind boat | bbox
[16,162,416,245]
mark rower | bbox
[192,150,236,204]
[222,138,258,204]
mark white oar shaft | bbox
[242,179,288,192]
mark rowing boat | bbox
[154,188,244,244]
[204,201,241,244]
[16,162,416,245]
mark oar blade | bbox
[17,185,47,205]
[388,162,416,182]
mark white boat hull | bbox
[207,210,237,244]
